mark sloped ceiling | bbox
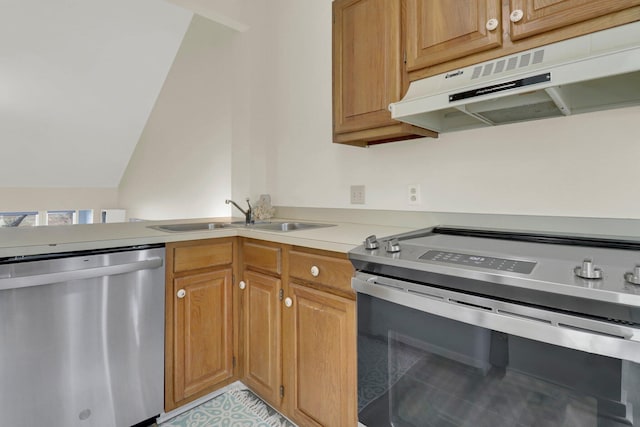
[0,0,192,187]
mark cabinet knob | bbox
[486,18,498,31]
[510,9,524,23]
[177,289,186,299]
[239,280,246,290]
[284,297,293,308]
[310,265,320,277]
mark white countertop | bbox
[0,217,416,258]
[5,210,639,259]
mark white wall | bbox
[255,0,640,220]
[118,15,236,220]
[0,0,191,188]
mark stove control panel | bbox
[419,250,536,274]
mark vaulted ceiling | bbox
[0,0,193,187]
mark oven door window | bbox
[358,294,640,427]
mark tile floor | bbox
[158,387,295,427]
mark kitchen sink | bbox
[250,222,335,232]
[149,222,241,232]
[150,221,335,233]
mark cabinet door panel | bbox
[510,0,640,40]
[287,284,357,427]
[333,0,403,134]
[406,0,502,71]
[174,269,233,401]
[242,270,282,406]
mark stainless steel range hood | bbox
[390,21,640,133]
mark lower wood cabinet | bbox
[242,269,282,405]
[284,282,357,427]
[240,239,357,426]
[165,238,238,412]
[165,236,357,425]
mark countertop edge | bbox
[0,218,417,258]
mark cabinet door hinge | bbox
[403,50,407,64]
[279,288,284,301]
[280,385,285,398]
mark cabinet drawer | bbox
[289,250,354,295]
[242,241,282,275]
[173,240,233,273]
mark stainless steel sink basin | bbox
[250,222,335,232]
[149,222,239,232]
[149,221,335,233]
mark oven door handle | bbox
[353,274,640,363]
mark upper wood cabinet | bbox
[406,0,640,80]
[406,0,503,72]
[509,0,640,40]
[332,0,437,146]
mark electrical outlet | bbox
[408,184,421,205]
[350,185,365,204]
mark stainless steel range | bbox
[349,226,640,427]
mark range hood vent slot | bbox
[471,50,546,80]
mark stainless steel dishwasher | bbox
[0,244,165,427]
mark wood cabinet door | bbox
[406,0,503,71]
[173,269,233,403]
[509,0,640,41]
[285,283,357,427]
[333,0,403,134]
[242,270,283,406]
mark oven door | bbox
[354,273,640,427]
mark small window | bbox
[46,210,76,226]
[0,211,39,227]
[78,209,94,225]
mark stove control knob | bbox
[574,259,603,280]
[364,235,379,250]
[385,238,401,253]
[624,265,640,285]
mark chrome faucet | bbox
[225,198,253,225]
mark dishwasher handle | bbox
[0,257,164,291]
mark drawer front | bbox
[243,241,282,275]
[173,241,233,273]
[289,250,354,295]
